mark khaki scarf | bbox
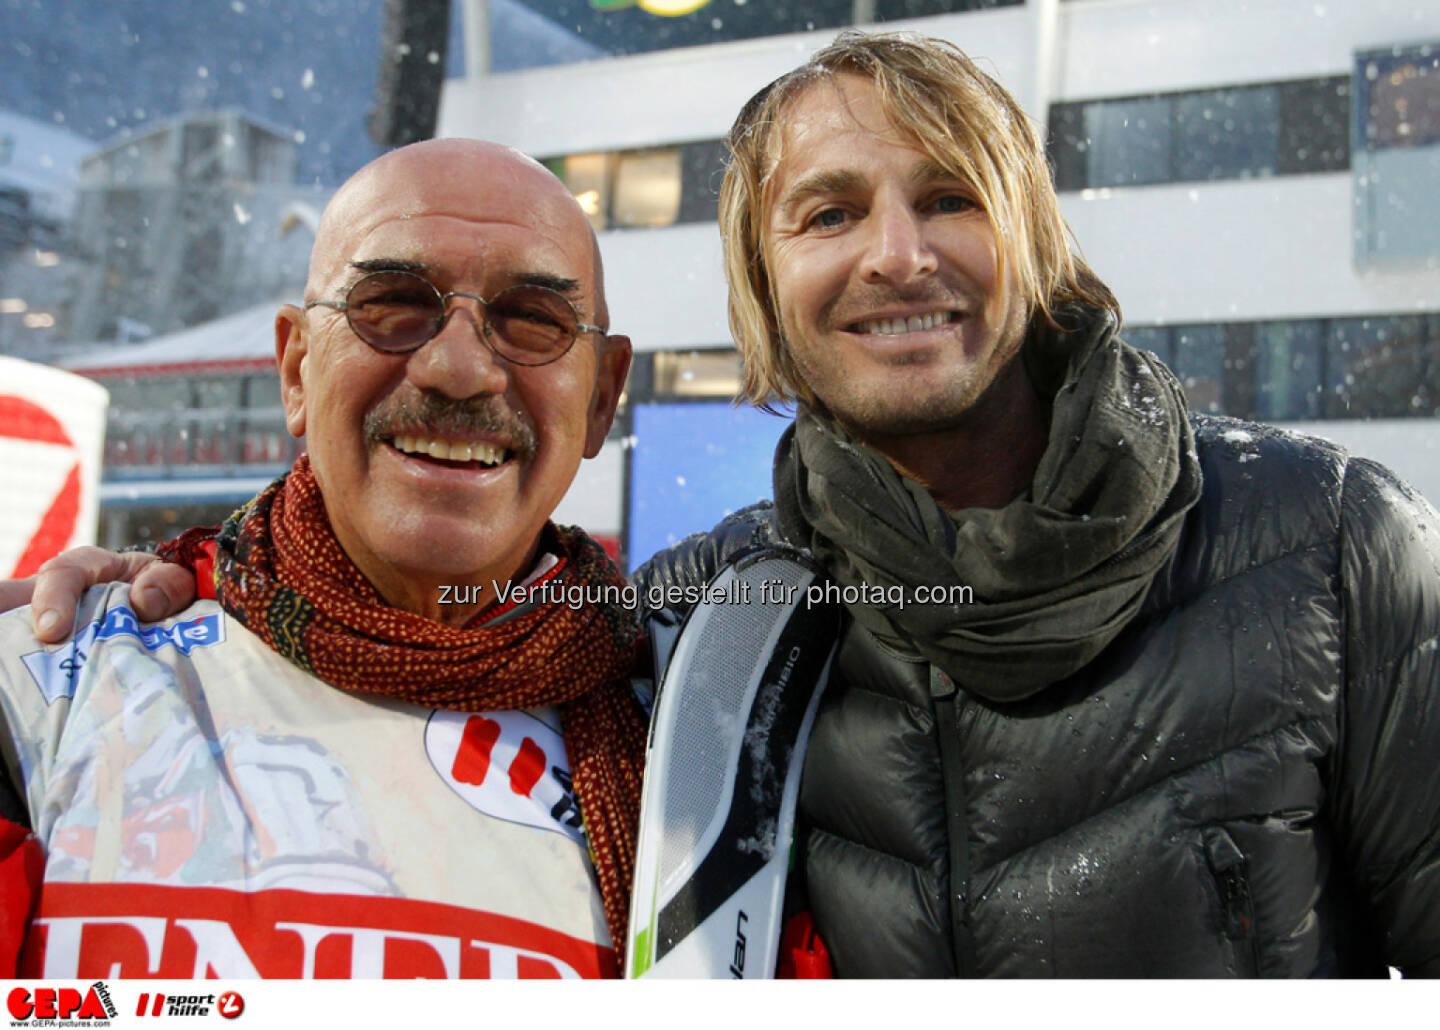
[774,307,1202,702]
[157,456,646,956]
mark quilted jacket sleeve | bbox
[1333,457,1440,976]
[629,503,785,618]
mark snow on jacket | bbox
[632,416,1440,977]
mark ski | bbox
[626,549,840,978]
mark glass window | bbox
[652,349,742,397]
[1171,325,1226,414]
[1353,44,1440,264]
[1362,46,1440,151]
[1046,103,1089,192]
[1048,77,1350,190]
[194,375,244,411]
[1253,321,1323,420]
[245,373,283,410]
[546,152,611,231]
[106,376,193,413]
[547,139,726,229]
[1277,77,1350,174]
[1326,316,1436,418]
[677,138,727,224]
[1173,86,1278,182]
[1219,323,1259,418]
[612,148,682,228]
[1081,96,1171,187]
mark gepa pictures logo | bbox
[7,982,117,1023]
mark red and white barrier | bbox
[0,357,108,578]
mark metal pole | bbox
[466,0,491,78]
[1030,0,1061,141]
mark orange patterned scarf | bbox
[157,456,647,956]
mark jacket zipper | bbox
[1203,827,1260,976]
[930,665,977,976]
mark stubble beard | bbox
[790,301,1031,441]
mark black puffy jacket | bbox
[632,416,1440,977]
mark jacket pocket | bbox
[1203,826,1260,977]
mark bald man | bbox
[0,140,647,979]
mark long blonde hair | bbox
[720,30,1118,410]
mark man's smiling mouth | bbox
[391,433,511,468]
[849,311,960,335]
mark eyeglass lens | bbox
[344,270,580,364]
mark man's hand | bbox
[17,547,197,643]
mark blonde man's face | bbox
[762,75,1027,439]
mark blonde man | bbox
[637,31,1440,977]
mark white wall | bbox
[597,223,728,354]
[1061,175,1440,326]
[553,439,623,536]
[1057,0,1440,98]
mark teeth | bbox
[474,442,504,464]
[859,311,950,335]
[393,434,508,467]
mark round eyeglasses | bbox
[304,269,607,366]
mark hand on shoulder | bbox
[0,546,197,643]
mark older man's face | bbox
[763,75,1026,441]
[276,142,628,617]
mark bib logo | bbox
[425,709,585,844]
[7,982,117,1024]
[22,604,226,704]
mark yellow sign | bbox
[588,0,713,16]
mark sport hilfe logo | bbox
[7,982,118,1021]
[133,991,244,1018]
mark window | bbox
[1353,42,1440,264]
[1048,77,1350,191]
[548,152,610,231]
[1325,316,1435,418]
[1173,87,1279,182]
[1362,45,1440,149]
[652,349,743,398]
[1123,313,1440,421]
[1276,78,1350,175]
[1253,321,1323,421]
[1171,325,1226,414]
[545,138,726,230]
[612,149,682,227]
[1087,95,1171,187]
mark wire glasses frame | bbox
[304,269,607,367]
